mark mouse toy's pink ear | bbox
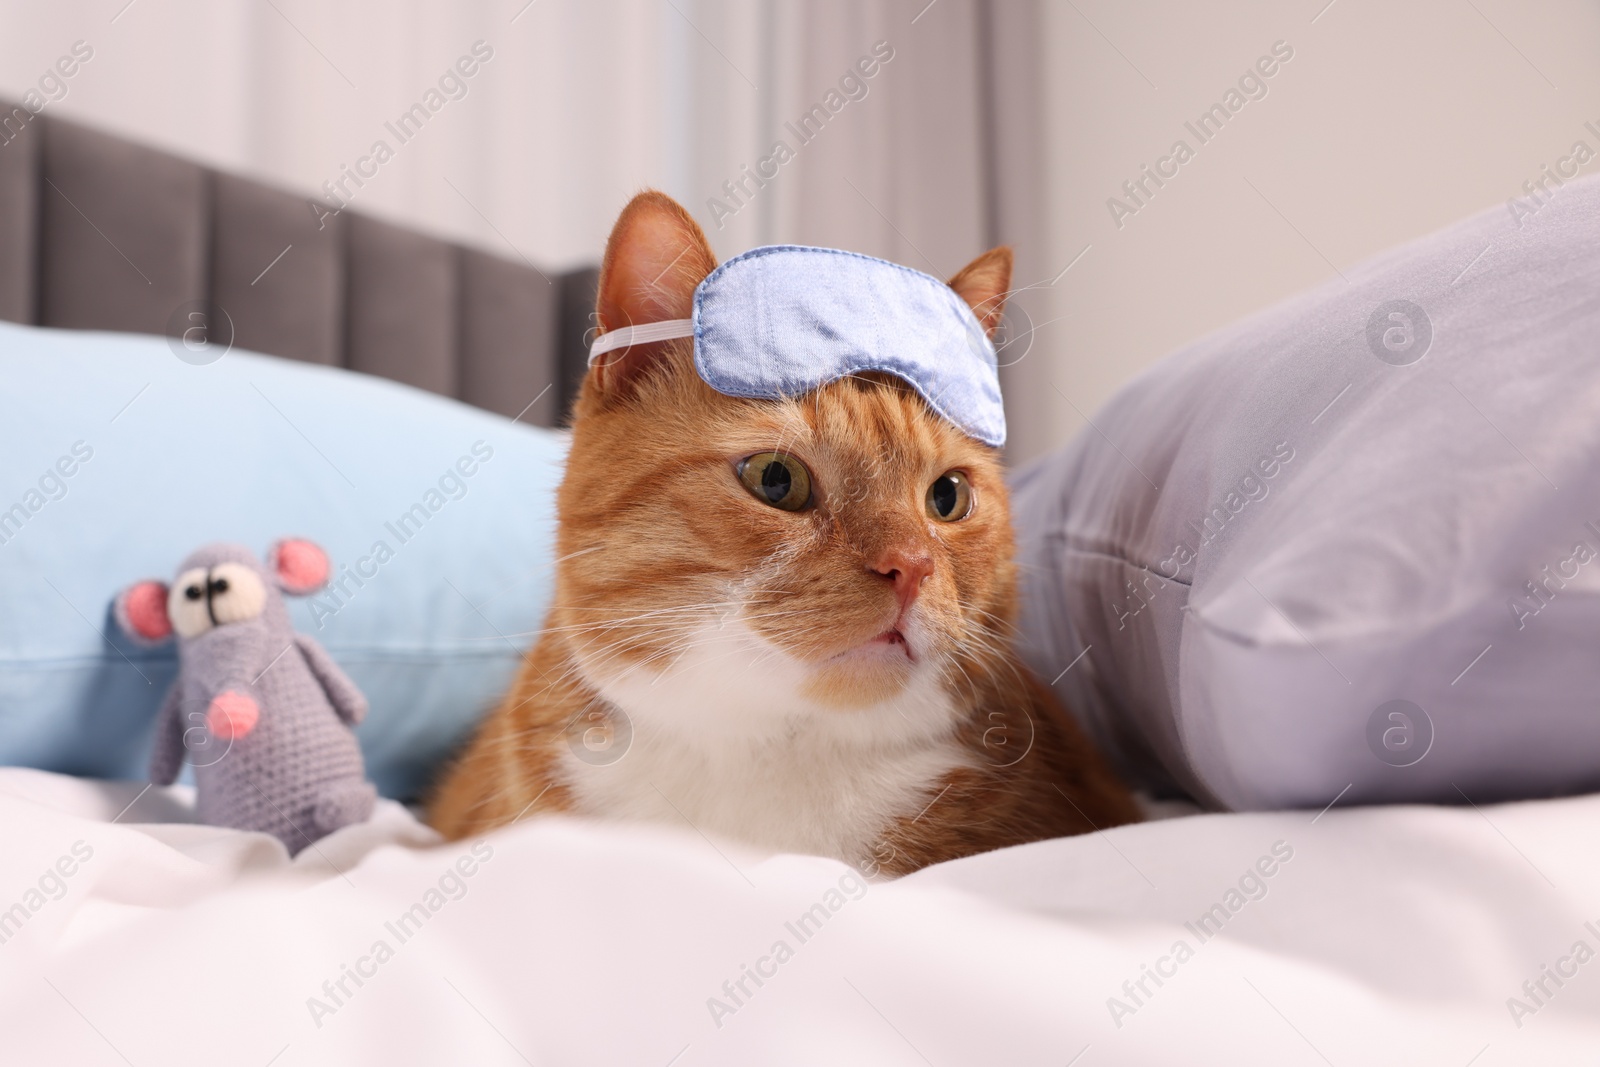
[115,581,173,644]
[268,538,331,596]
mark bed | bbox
[4,106,1600,1064]
[3,767,1596,1064]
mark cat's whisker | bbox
[533,607,727,638]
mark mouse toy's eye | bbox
[926,470,974,522]
[737,452,813,512]
[207,563,265,625]
[166,563,267,637]
[169,568,214,638]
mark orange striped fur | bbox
[428,191,1137,873]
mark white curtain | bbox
[0,1,1000,270]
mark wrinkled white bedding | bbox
[0,767,1596,1065]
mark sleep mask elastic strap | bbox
[587,319,694,364]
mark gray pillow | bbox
[1012,174,1600,811]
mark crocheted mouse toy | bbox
[114,539,375,854]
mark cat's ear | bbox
[591,190,718,397]
[947,247,1014,336]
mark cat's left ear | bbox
[947,247,1014,337]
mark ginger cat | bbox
[429,191,1138,875]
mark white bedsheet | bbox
[0,767,1596,1065]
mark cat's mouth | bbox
[826,625,918,667]
[866,628,916,661]
[799,619,928,705]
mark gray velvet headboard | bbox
[0,103,597,428]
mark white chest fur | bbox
[561,618,976,866]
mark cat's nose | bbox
[871,548,935,616]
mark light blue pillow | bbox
[0,320,566,800]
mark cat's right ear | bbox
[590,190,718,398]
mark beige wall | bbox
[1005,0,1600,463]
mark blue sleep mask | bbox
[587,245,1006,447]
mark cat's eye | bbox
[926,470,974,522]
[737,452,813,511]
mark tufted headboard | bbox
[0,103,597,429]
